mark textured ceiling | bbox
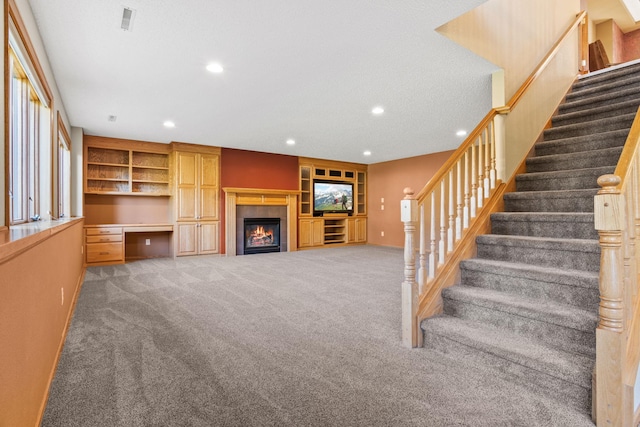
[27,0,499,164]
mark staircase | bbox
[421,61,640,413]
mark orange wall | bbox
[0,220,84,426]
[219,148,299,254]
[368,150,454,248]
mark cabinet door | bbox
[176,222,198,256]
[347,218,356,243]
[312,220,324,246]
[356,218,367,243]
[299,220,313,247]
[199,154,219,220]
[199,222,219,254]
[176,152,197,220]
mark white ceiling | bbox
[26,0,498,164]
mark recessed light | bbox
[286,139,296,146]
[108,115,117,122]
[371,106,384,115]
[206,63,224,73]
[163,121,175,128]
[363,150,372,156]
[456,130,468,137]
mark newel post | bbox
[594,174,625,427]
[401,188,419,348]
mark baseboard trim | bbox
[36,266,86,426]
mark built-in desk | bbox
[84,224,173,266]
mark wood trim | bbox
[613,107,640,189]
[86,135,172,153]
[298,157,367,171]
[0,218,83,265]
[57,111,71,151]
[36,265,86,426]
[634,404,640,427]
[170,141,220,155]
[222,187,301,196]
[7,0,53,105]
[4,0,9,227]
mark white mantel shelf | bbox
[223,187,300,256]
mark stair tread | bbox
[535,129,628,155]
[527,146,622,165]
[503,188,599,199]
[460,258,598,289]
[516,165,615,181]
[490,212,594,223]
[478,233,599,249]
[566,73,640,100]
[574,60,640,87]
[553,98,640,124]
[543,113,634,140]
[422,315,594,388]
[442,285,598,333]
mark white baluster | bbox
[429,192,436,280]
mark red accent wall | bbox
[220,148,299,190]
[220,148,299,254]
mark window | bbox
[57,114,71,218]
[7,7,53,225]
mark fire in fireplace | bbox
[244,218,281,254]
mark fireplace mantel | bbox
[223,187,299,256]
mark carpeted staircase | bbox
[421,61,640,413]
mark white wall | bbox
[70,126,83,217]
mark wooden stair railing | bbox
[401,10,588,348]
[594,107,640,427]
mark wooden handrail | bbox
[612,106,640,188]
[416,10,588,204]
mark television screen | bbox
[313,181,353,213]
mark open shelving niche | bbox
[85,146,170,196]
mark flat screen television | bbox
[313,180,353,215]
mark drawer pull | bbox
[100,238,109,242]
[99,231,110,234]
[99,252,110,255]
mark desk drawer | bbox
[86,234,122,243]
[86,227,123,236]
[86,243,123,263]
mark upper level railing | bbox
[401,10,587,348]
[594,107,640,427]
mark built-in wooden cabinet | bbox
[299,218,324,247]
[85,144,170,196]
[298,158,367,249]
[172,144,221,256]
[348,217,367,243]
[84,226,124,265]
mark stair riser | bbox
[572,65,640,90]
[526,150,622,173]
[560,89,640,114]
[504,195,595,212]
[516,172,607,192]
[553,103,640,128]
[459,266,599,311]
[535,131,627,156]
[422,329,591,411]
[442,298,596,356]
[476,242,600,272]
[543,118,633,141]
[491,218,598,240]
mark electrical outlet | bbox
[61,287,64,305]
[381,231,385,237]
[145,239,151,246]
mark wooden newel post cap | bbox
[403,187,415,200]
[597,174,621,193]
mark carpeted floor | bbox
[42,245,594,426]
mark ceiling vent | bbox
[120,7,136,31]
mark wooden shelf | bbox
[85,145,171,196]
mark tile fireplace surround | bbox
[223,188,299,256]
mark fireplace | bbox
[243,218,281,255]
